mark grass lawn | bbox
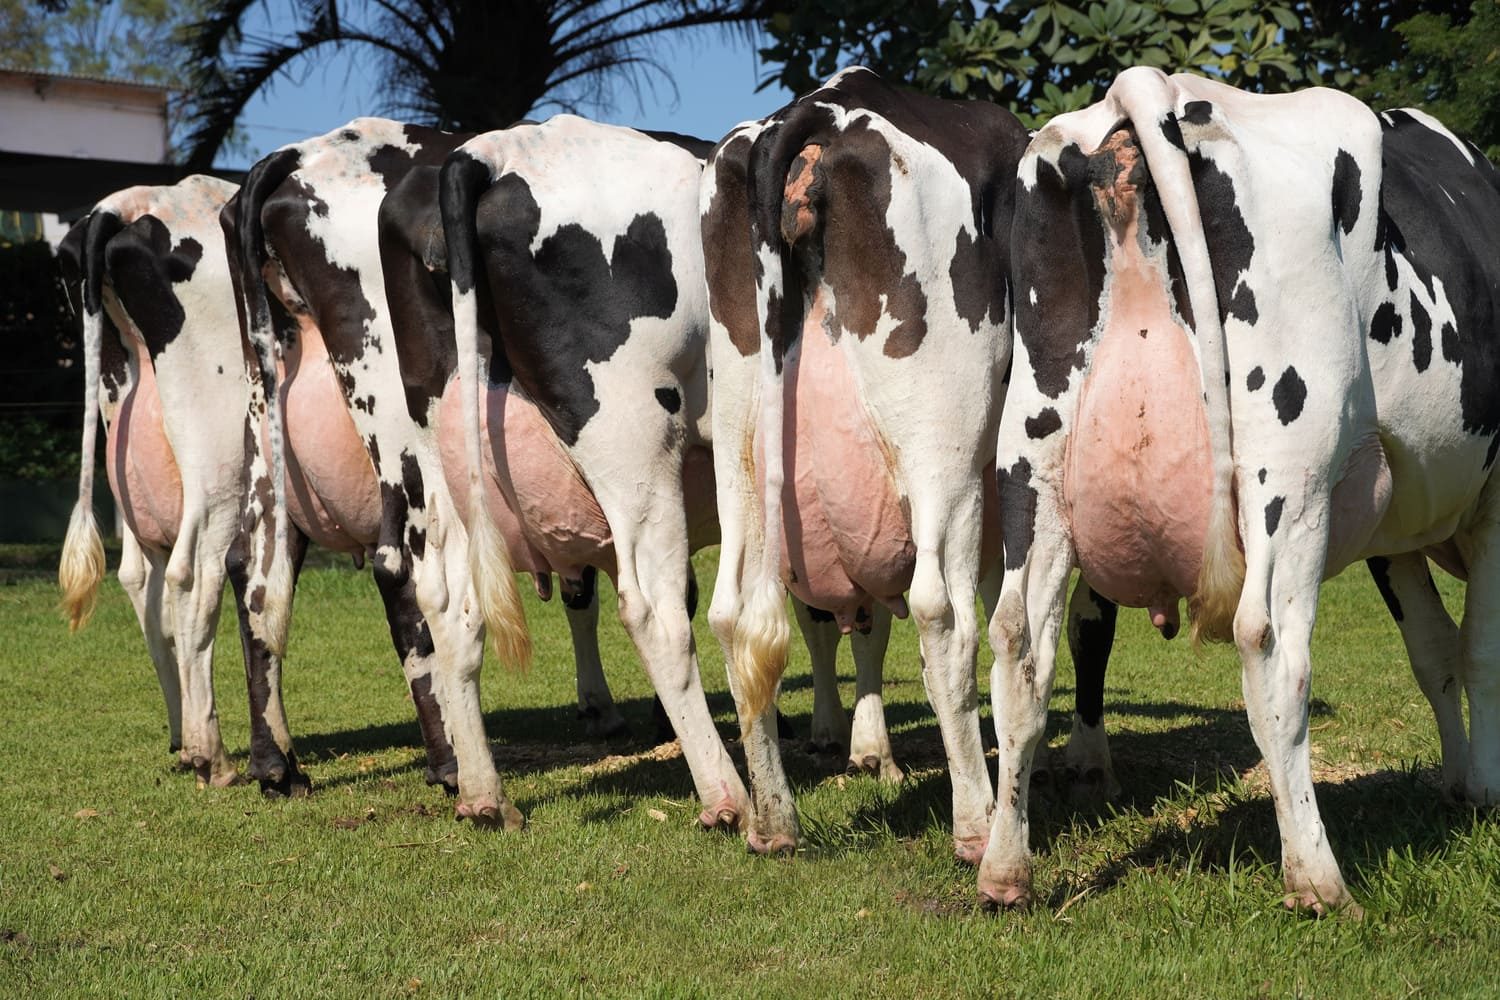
[1,549,1497,997]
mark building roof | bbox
[0,65,175,94]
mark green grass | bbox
[2,551,1497,997]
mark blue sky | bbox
[229,25,795,168]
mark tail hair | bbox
[58,210,120,631]
[1190,492,1244,644]
[440,146,531,670]
[731,574,791,721]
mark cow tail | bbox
[59,210,120,631]
[731,120,826,720]
[235,148,301,655]
[440,148,532,671]
[1114,69,1243,643]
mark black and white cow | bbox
[56,177,246,787]
[438,116,756,827]
[439,111,908,828]
[227,118,533,811]
[703,67,1123,858]
[984,66,1499,913]
[378,155,680,746]
[231,117,700,817]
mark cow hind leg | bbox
[614,549,752,838]
[908,507,993,866]
[562,569,630,741]
[1368,554,1467,799]
[422,523,522,830]
[793,599,850,756]
[848,603,900,782]
[118,531,184,761]
[978,528,1074,910]
[373,557,459,793]
[166,507,238,788]
[1236,537,1355,915]
[1460,538,1500,806]
[228,527,311,797]
[1062,579,1119,803]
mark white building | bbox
[0,67,234,244]
[0,66,170,164]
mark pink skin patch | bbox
[954,835,988,867]
[1065,143,1214,615]
[275,322,381,553]
[774,289,916,625]
[106,338,183,551]
[1325,432,1393,573]
[781,144,823,244]
[438,378,614,580]
[697,783,744,831]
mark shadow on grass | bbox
[269,685,1467,904]
[1037,764,1480,909]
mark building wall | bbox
[0,72,168,164]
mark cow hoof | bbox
[1030,765,1053,788]
[977,880,1032,912]
[805,739,843,756]
[268,775,312,799]
[847,754,904,783]
[697,802,742,832]
[424,764,460,796]
[746,831,797,857]
[456,798,526,831]
[601,717,634,743]
[953,836,988,867]
[192,756,241,789]
[1278,893,1362,917]
[260,769,312,799]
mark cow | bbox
[982,66,1498,914]
[56,176,246,788]
[381,156,882,765]
[225,118,512,811]
[440,115,867,832]
[378,140,688,745]
[232,117,740,817]
[702,66,1125,858]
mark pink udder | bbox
[106,340,182,551]
[276,323,380,553]
[1065,214,1213,610]
[777,292,915,624]
[437,378,613,579]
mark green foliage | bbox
[759,1,1484,134]
[920,1,1306,126]
[0,416,82,481]
[1,555,1498,993]
[0,0,206,85]
[1358,1,1500,161]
